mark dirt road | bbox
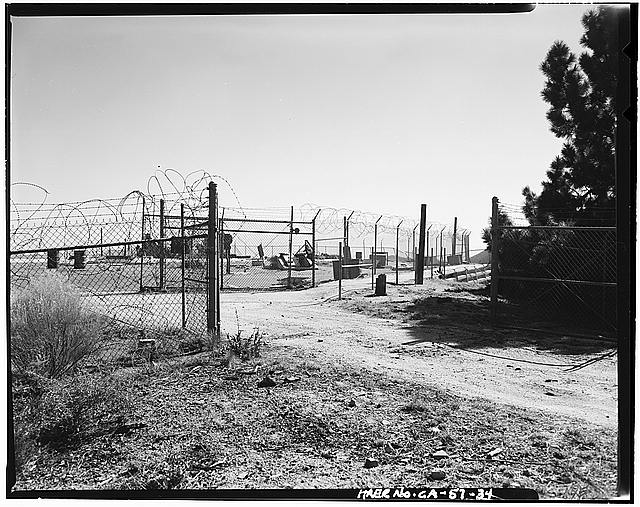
[220,277,617,429]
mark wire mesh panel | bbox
[492,201,617,337]
[220,213,314,291]
[9,196,213,369]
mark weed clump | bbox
[226,327,263,362]
[221,310,263,365]
[11,272,104,378]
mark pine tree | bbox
[523,6,619,226]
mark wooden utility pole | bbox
[415,204,426,284]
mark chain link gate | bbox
[219,211,315,291]
[9,185,221,368]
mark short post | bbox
[395,220,403,285]
[416,204,426,284]
[139,197,145,292]
[180,203,186,329]
[159,198,165,290]
[287,205,294,288]
[47,249,59,269]
[490,196,500,324]
[338,241,343,300]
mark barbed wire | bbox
[10,169,471,256]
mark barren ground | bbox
[223,276,617,428]
[12,276,619,498]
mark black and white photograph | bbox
[5,2,635,501]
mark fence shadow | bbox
[399,293,614,356]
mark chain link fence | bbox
[490,199,617,338]
[220,209,315,291]
[9,192,214,369]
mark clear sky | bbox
[9,5,595,249]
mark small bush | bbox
[31,373,133,449]
[11,272,104,378]
[225,328,263,362]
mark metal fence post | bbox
[416,204,426,284]
[215,195,221,336]
[219,212,225,289]
[373,215,382,287]
[371,246,375,290]
[338,241,343,300]
[407,234,410,264]
[452,217,457,257]
[159,199,165,291]
[181,203,186,329]
[426,224,432,269]
[288,206,293,289]
[312,217,316,288]
[207,182,218,337]
[346,211,354,247]
[490,196,499,324]
[139,197,145,292]
[430,248,434,279]
[311,209,321,288]
[395,220,403,285]
[412,224,417,271]
[343,216,347,246]
[443,248,447,278]
[439,227,444,273]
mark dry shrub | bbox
[29,373,133,450]
[11,272,104,378]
